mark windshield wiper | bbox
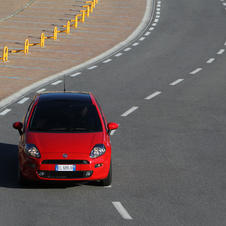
[29,127,50,131]
[49,128,68,131]
[69,128,93,132]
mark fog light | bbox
[38,171,45,177]
[85,172,91,177]
[95,163,103,168]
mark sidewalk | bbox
[0,0,146,102]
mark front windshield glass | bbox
[29,104,102,132]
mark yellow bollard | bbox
[90,2,94,12]
[74,15,78,28]
[54,27,57,40]
[83,5,90,17]
[79,10,86,22]
[86,1,95,9]
[24,39,29,54]
[40,33,45,47]
[66,21,70,34]
[3,46,8,62]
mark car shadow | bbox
[0,142,91,189]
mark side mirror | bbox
[13,122,23,135]
[107,122,118,133]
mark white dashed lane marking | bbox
[0,109,11,115]
[17,97,30,104]
[124,48,131,52]
[121,106,138,117]
[103,59,112,63]
[217,49,225,54]
[36,88,46,93]
[112,202,133,220]
[206,58,215,63]
[51,80,63,85]
[190,68,202,74]
[70,72,81,77]
[132,42,139,46]
[88,66,98,70]
[114,53,122,57]
[145,91,162,100]
[170,79,184,86]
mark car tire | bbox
[18,164,29,186]
[99,160,112,186]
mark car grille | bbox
[41,160,89,164]
[37,170,93,179]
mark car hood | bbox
[26,131,104,154]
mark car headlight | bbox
[24,144,41,158]
[90,144,106,158]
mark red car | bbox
[13,91,118,186]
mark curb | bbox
[0,0,36,23]
[0,0,155,110]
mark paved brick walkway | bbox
[0,0,146,101]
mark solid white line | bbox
[206,58,215,63]
[18,97,30,104]
[51,80,63,85]
[145,91,161,100]
[88,66,98,70]
[170,79,184,86]
[110,130,116,136]
[114,53,122,57]
[121,106,138,117]
[217,49,225,54]
[132,42,139,46]
[112,202,133,220]
[70,72,81,77]
[0,109,11,115]
[139,37,145,41]
[190,68,202,74]
[36,88,46,93]
[124,48,131,51]
[103,59,112,63]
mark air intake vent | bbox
[41,160,89,164]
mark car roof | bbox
[36,91,93,105]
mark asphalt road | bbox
[1,0,226,225]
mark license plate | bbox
[55,165,76,171]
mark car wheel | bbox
[99,160,112,186]
[18,163,29,186]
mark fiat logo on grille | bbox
[63,154,68,158]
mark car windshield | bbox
[29,104,102,132]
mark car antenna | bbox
[63,74,66,92]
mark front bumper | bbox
[20,153,110,181]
